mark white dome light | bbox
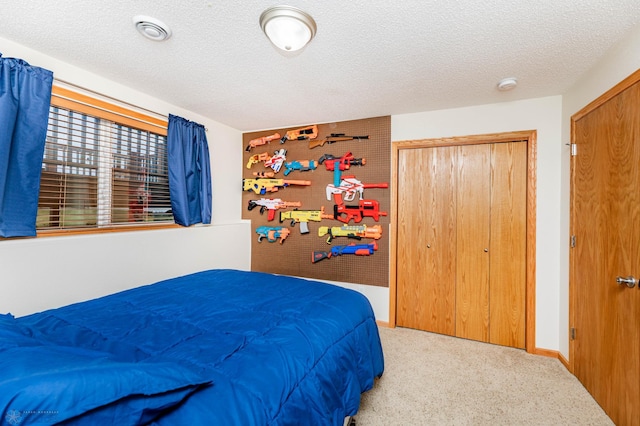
[260,6,317,52]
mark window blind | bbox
[37,86,172,231]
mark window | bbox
[37,86,173,232]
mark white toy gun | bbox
[326,175,389,204]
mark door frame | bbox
[569,68,640,371]
[390,130,538,354]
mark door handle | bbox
[616,276,637,288]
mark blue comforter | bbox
[3,269,384,425]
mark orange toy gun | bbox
[245,132,281,152]
[256,226,290,244]
[280,125,318,144]
[308,133,369,149]
[334,199,387,223]
[243,178,311,195]
[248,198,302,221]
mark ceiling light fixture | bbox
[497,77,518,91]
[133,15,172,42]
[259,5,317,52]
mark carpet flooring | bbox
[354,326,613,425]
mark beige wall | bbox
[559,23,640,359]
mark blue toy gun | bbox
[311,241,377,263]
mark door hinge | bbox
[570,143,577,156]
[570,235,576,248]
[570,327,576,340]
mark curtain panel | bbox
[0,54,53,237]
[167,114,212,226]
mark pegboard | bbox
[241,116,390,287]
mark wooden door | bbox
[489,142,527,348]
[396,146,456,335]
[455,144,491,341]
[571,77,640,425]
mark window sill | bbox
[36,223,182,238]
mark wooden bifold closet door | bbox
[396,141,526,349]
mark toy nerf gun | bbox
[280,125,318,144]
[334,199,387,223]
[318,152,366,186]
[312,241,378,263]
[246,152,271,169]
[252,171,274,178]
[246,149,286,173]
[317,224,383,244]
[245,132,281,152]
[256,226,290,244]
[248,198,302,221]
[283,159,317,176]
[325,175,389,204]
[308,133,369,149]
[280,206,333,234]
[263,149,287,173]
[243,178,311,194]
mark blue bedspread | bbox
[6,269,384,425]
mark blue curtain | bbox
[167,114,212,226]
[0,54,53,237]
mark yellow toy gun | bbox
[279,206,333,234]
[317,224,383,244]
[308,133,369,149]
[280,125,318,144]
[246,148,287,173]
[243,178,311,195]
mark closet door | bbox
[489,142,527,348]
[455,144,491,342]
[396,146,456,335]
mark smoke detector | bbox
[497,77,518,91]
[133,15,172,41]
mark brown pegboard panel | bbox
[241,116,390,287]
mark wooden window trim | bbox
[51,86,167,136]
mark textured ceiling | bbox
[1,1,639,131]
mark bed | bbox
[0,269,384,425]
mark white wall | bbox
[386,96,564,351]
[0,37,251,317]
[559,24,640,359]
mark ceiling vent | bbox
[133,15,172,42]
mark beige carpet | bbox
[355,326,613,425]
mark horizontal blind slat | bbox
[38,100,173,232]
